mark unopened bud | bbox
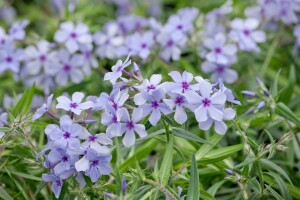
[104,192,115,199]
[122,178,127,193]
[241,90,256,97]
[257,101,266,110]
[224,169,235,175]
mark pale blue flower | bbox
[56,92,94,115]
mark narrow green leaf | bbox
[34,181,47,196]
[195,134,223,161]
[275,102,300,126]
[1,170,42,181]
[11,84,35,117]
[265,184,285,200]
[207,180,226,196]
[136,129,165,142]
[200,189,216,200]
[266,172,292,200]
[198,144,244,165]
[0,187,14,200]
[159,132,174,186]
[115,167,122,196]
[260,159,292,184]
[172,127,211,144]
[187,154,200,200]
[271,68,282,97]
[119,139,158,172]
[279,65,295,104]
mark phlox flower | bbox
[203,33,237,65]
[137,89,172,126]
[120,108,147,147]
[25,40,57,75]
[201,61,238,84]
[167,71,198,94]
[45,115,83,150]
[32,94,54,121]
[8,20,29,41]
[54,21,92,53]
[104,54,132,84]
[75,148,112,182]
[229,18,266,52]
[0,42,24,73]
[56,92,94,115]
[185,79,226,123]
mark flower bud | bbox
[224,169,235,175]
[241,90,256,97]
[257,101,266,110]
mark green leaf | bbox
[0,187,14,200]
[1,170,42,181]
[11,84,35,117]
[172,127,211,144]
[265,184,285,200]
[200,189,216,200]
[119,139,158,173]
[271,68,282,97]
[265,172,292,200]
[195,134,223,161]
[275,102,300,126]
[260,159,292,184]
[207,180,226,196]
[115,167,122,196]
[279,65,295,104]
[187,154,200,200]
[136,129,165,142]
[198,144,244,165]
[159,132,174,186]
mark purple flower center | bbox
[70,102,78,108]
[151,100,159,109]
[63,132,71,139]
[91,160,99,167]
[55,180,62,186]
[243,29,250,36]
[175,96,185,106]
[202,98,211,107]
[88,135,97,142]
[5,56,12,63]
[39,55,47,62]
[117,65,123,71]
[62,155,68,162]
[63,64,71,72]
[216,65,225,74]
[112,115,118,123]
[112,102,118,111]
[147,84,156,92]
[141,43,147,49]
[85,51,91,58]
[126,121,134,130]
[214,47,222,54]
[70,32,77,39]
[182,81,189,90]
[167,40,174,47]
[177,25,183,30]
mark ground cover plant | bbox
[0,0,300,199]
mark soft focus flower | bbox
[201,61,238,84]
[203,33,237,65]
[229,18,266,52]
[54,21,92,53]
[0,42,24,73]
[8,20,29,41]
[25,40,57,75]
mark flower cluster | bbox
[34,55,239,198]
